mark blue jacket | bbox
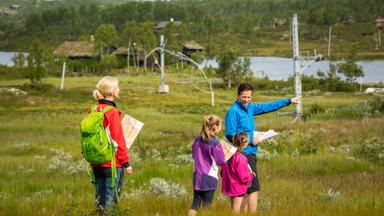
[225,98,291,155]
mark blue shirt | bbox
[225,98,291,155]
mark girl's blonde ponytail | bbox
[200,115,222,142]
[93,89,104,100]
[93,76,119,100]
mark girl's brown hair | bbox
[233,132,249,152]
[200,115,222,142]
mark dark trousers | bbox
[190,190,215,210]
[245,154,260,193]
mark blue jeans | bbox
[93,167,124,210]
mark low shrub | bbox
[316,188,343,202]
[367,96,384,115]
[354,138,384,163]
[308,103,326,116]
[310,96,384,120]
[20,83,56,94]
[263,129,323,156]
[309,102,370,120]
[128,177,187,199]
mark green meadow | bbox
[0,73,383,215]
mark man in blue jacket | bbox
[225,83,299,213]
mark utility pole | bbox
[142,43,215,106]
[158,35,169,93]
[292,14,303,119]
[360,77,363,93]
[127,39,131,72]
[60,61,66,90]
[328,25,332,57]
[289,18,292,44]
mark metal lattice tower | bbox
[292,14,303,118]
[291,14,323,120]
[158,35,169,93]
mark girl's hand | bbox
[125,166,133,174]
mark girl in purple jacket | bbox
[221,132,254,214]
[188,115,226,216]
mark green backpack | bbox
[80,105,118,188]
[80,105,114,164]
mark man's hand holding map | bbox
[254,129,278,142]
[220,130,278,161]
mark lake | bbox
[201,56,384,84]
[0,51,24,66]
[1,51,384,83]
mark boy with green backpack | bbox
[80,76,132,213]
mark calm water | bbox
[0,51,20,66]
[1,51,384,83]
[201,56,384,83]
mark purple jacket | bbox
[221,152,253,197]
[192,135,226,191]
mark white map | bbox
[254,129,278,142]
[121,114,144,149]
[220,139,238,161]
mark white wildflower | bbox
[378,151,384,160]
[339,145,351,153]
[151,149,162,161]
[346,156,358,162]
[291,149,300,157]
[148,177,187,198]
[328,146,336,153]
[12,143,30,149]
[128,177,187,199]
[48,149,86,174]
[33,155,46,160]
[174,154,193,165]
[317,188,343,201]
[129,150,142,163]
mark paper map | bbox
[121,114,144,149]
[254,129,278,141]
[220,139,238,161]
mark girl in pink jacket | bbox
[221,132,254,214]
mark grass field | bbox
[0,73,383,215]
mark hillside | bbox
[0,0,384,59]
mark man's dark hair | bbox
[237,83,253,95]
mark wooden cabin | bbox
[181,41,205,58]
[53,41,98,59]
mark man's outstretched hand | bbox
[291,97,300,104]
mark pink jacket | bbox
[221,152,253,197]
